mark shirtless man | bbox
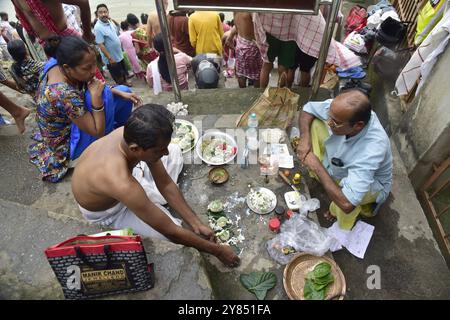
[72,104,240,268]
[146,0,169,48]
[12,0,94,43]
[225,12,262,88]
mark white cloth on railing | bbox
[395,10,450,97]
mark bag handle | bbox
[75,245,113,270]
[48,235,141,249]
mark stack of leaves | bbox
[207,200,232,243]
[303,262,334,300]
[240,272,277,300]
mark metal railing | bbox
[156,0,342,101]
[419,156,450,265]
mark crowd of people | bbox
[0,1,391,268]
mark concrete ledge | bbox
[309,141,450,299]
[138,87,332,115]
[0,199,213,299]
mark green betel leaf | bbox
[240,272,277,300]
[313,273,335,285]
[303,279,314,300]
[311,288,326,300]
[306,270,315,280]
[312,277,334,291]
[304,279,326,300]
[313,262,332,279]
[254,290,268,301]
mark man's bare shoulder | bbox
[74,131,132,187]
[148,11,160,24]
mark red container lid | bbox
[286,209,294,219]
[269,217,281,232]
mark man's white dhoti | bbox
[80,144,184,240]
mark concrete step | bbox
[0,199,213,299]
[308,140,450,299]
[133,86,332,116]
[2,79,448,300]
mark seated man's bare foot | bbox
[323,210,336,222]
[14,107,30,134]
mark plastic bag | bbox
[372,46,410,81]
[299,198,321,216]
[267,215,332,264]
[344,31,368,54]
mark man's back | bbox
[234,12,255,40]
[146,11,161,38]
[188,11,224,55]
[13,0,67,39]
[72,128,133,212]
[168,13,195,57]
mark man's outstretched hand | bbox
[217,245,240,268]
[296,139,312,163]
[303,151,320,172]
[193,224,216,242]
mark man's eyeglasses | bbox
[327,111,347,129]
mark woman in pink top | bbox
[146,33,192,94]
[119,20,144,79]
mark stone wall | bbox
[392,44,450,190]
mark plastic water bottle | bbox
[248,112,258,129]
[246,113,258,150]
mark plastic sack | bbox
[299,198,321,216]
[367,10,382,29]
[344,31,368,54]
[376,17,407,49]
[267,215,332,264]
[372,46,410,81]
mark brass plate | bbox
[283,253,346,300]
[208,167,229,184]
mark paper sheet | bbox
[345,221,375,259]
[263,144,294,168]
[326,221,374,259]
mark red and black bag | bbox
[45,235,154,300]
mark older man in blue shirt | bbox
[94,4,129,85]
[297,90,392,230]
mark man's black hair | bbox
[127,13,139,26]
[120,21,129,31]
[219,13,225,23]
[96,4,108,12]
[0,12,8,21]
[124,104,175,150]
[140,13,149,25]
[7,39,27,63]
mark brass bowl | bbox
[208,167,229,185]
